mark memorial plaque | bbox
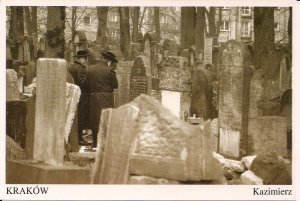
[130,57,147,100]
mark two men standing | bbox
[70,50,118,148]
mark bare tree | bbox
[254,7,275,73]
[154,7,160,41]
[45,6,66,58]
[132,7,140,43]
[96,7,109,50]
[181,7,196,49]
[119,7,130,60]
[195,7,205,51]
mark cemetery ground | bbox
[6,38,292,185]
[5,6,292,185]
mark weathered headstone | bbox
[33,58,66,166]
[247,116,287,157]
[6,69,20,101]
[92,105,139,184]
[218,40,251,158]
[204,37,213,65]
[130,56,148,100]
[114,61,133,107]
[74,31,88,53]
[158,56,191,119]
[130,95,222,181]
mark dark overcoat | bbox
[88,61,118,136]
[69,60,90,131]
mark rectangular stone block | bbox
[219,128,240,158]
[93,105,139,184]
[6,160,90,184]
[240,170,263,185]
[34,59,66,166]
[247,116,287,157]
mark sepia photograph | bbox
[4,3,293,188]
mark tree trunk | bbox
[119,7,131,60]
[195,7,205,51]
[254,7,277,101]
[254,7,275,73]
[16,7,24,38]
[154,7,160,41]
[132,7,140,43]
[288,7,292,56]
[181,7,196,49]
[45,7,66,58]
[24,7,32,36]
[71,7,77,41]
[9,7,18,59]
[31,7,38,59]
[96,7,108,50]
[207,7,216,37]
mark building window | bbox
[83,16,91,25]
[109,13,118,22]
[241,21,251,37]
[161,15,167,23]
[220,21,229,31]
[274,22,280,31]
[111,29,119,38]
[241,7,251,16]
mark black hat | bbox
[73,49,90,58]
[101,51,118,63]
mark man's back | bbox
[88,61,118,93]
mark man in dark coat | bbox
[88,51,118,147]
[69,50,90,145]
[190,62,213,120]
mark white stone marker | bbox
[33,58,66,166]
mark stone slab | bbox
[129,176,180,184]
[6,160,90,184]
[247,116,287,157]
[34,59,66,166]
[95,104,139,184]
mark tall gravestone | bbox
[130,56,149,101]
[158,56,191,119]
[218,40,251,158]
[115,61,133,107]
[33,58,66,166]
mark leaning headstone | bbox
[218,40,251,158]
[33,58,66,166]
[91,104,139,184]
[130,95,222,181]
[6,69,20,101]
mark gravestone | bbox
[33,58,66,166]
[130,56,149,100]
[91,105,139,184]
[247,117,287,157]
[6,69,20,101]
[218,40,251,158]
[204,37,213,66]
[131,95,222,181]
[114,61,133,107]
[74,31,88,54]
[158,56,191,119]
[92,95,222,184]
